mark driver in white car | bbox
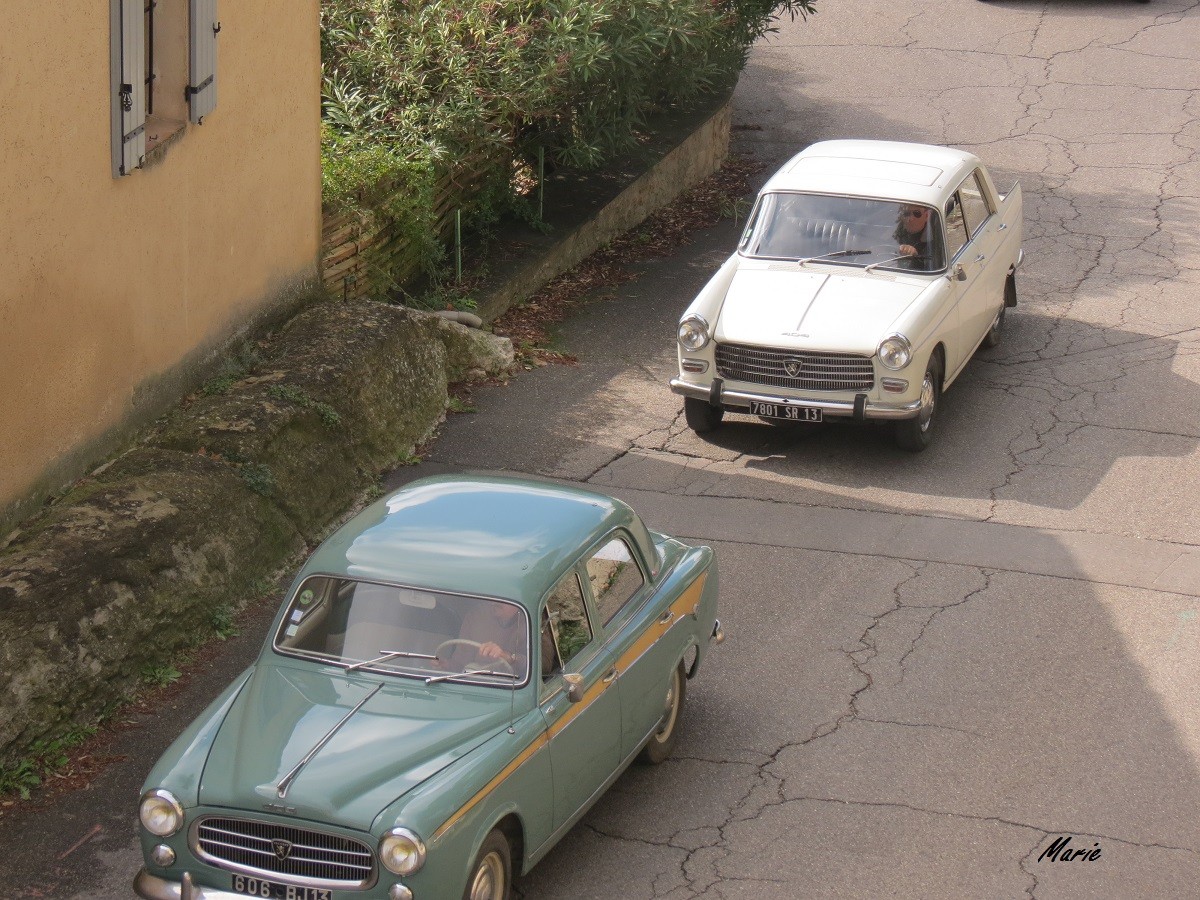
[894,203,934,264]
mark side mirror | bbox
[563,673,584,703]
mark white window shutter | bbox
[188,0,219,123]
[112,0,146,176]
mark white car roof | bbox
[761,140,982,207]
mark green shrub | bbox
[320,0,816,285]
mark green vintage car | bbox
[134,475,721,900]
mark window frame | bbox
[957,169,994,239]
[581,529,650,632]
[943,193,971,263]
[110,0,219,177]
[540,569,595,681]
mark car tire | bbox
[463,828,511,900]
[684,397,724,433]
[894,353,942,452]
[638,661,686,765]
[981,306,1005,349]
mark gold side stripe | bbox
[432,733,547,842]
[613,571,707,672]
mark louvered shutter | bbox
[112,0,146,176]
[188,0,219,123]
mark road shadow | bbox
[679,313,1200,514]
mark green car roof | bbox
[299,475,651,606]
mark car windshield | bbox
[274,576,530,686]
[739,192,946,272]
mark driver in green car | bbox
[446,600,527,672]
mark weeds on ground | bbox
[0,726,99,801]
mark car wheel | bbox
[684,397,724,433]
[981,306,1005,349]
[638,661,687,765]
[464,829,511,900]
[894,353,942,452]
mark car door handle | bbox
[974,254,986,263]
[602,668,617,684]
[657,611,673,625]
[998,223,1008,231]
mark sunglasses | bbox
[901,209,928,218]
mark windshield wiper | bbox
[345,649,438,673]
[797,248,872,267]
[864,254,930,274]
[425,669,520,685]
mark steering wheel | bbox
[435,638,483,659]
[435,639,516,676]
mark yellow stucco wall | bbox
[0,1,322,528]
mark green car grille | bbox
[194,816,374,887]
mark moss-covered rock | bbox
[149,303,462,540]
[0,448,304,766]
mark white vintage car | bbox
[671,140,1023,450]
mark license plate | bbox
[749,400,822,422]
[231,874,332,900]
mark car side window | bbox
[586,537,645,625]
[544,571,592,675]
[944,194,970,261]
[958,170,992,238]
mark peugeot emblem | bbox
[272,839,293,861]
[783,358,804,378]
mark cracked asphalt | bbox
[4,2,1197,899]
[398,2,1200,897]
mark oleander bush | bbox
[320,0,815,286]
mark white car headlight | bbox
[139,789,185,837]
[876,334,912,370]
[678,314,710,352]
[380,827,427,876]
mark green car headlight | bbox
[380,827,427,876]
[678,314,710,352]
[876,334,912,370]
[139,789,185,837]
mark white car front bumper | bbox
[669,377,923,421]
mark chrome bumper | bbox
[670,378,922,421]
[135,869,245,900]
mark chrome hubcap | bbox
[655,671,680,742]
[469,851,505,900]
[917,373,936,433]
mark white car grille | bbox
[715,343,875,392]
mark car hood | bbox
[715,263,928,353]
[199,663,512,828]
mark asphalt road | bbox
[4,1,1199,898]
